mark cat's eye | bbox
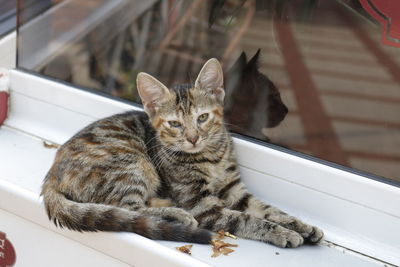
[197,113,209,123]
[168,120,182,127]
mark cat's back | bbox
[66,110,151,148]
[52,111,149,162]
[42,110,159,203]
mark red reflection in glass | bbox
[360,0,400,47]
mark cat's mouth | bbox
[181,142,205,153]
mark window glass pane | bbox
[0,0,16,37]
[16,0,400,184]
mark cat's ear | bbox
[137,72,170,116]
[195,58,225,103]
[229,52,247,74]
[234,52,247,68]
[246,49,261,71]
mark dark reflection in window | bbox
[17,0,400,184]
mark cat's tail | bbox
[41,187,211,244]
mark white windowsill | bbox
[0,69,399,266]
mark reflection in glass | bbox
[16,0,400,183]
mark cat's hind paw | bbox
[162,208,199,229]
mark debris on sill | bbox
[43,141,60,149]
[211,239,238,257]
[216,229,237,240]
[175,230,240,258]
[211,230,239,258]
[176,244,193,255]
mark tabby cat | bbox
[41,58,323,247]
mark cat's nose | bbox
[187,135,199,145]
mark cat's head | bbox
[227,49,288,128]
[137,58,225,153]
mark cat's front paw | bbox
[303,226,324,244]
[268,215,324,244]
[295,222,324,244]
[267,225,304,248]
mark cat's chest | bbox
[204,162,231,192]
[207,163,226,180]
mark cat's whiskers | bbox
[152,148,170,171]
[151,145,180,171]
[144,134,162,147]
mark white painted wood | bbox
[1,70,399,265]
[234,138,400,218]
[0,209,130,267]
[0,68,10,92]
[0,127,56,193]
[10,70,135,118]
[6,92,96,144]
[239,167,400,265]
[0,31,16,69]
[7,70,137,144]
[158,237,382,267]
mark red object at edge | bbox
[0,91,8,125]
[0,231,16,267]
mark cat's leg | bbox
[245,197,323,243]
[113,195,198,229]
[219,180,323,243]
[121,202,198,228]
[188,196,304,248]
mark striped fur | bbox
[42,111,210,243]
[41,58,323,247]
